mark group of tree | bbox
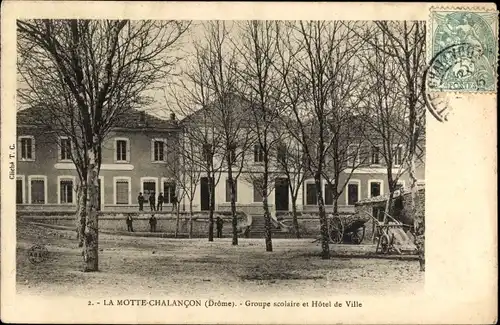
[17,19,425,271]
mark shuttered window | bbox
[60,180,74,204]
[116,180,129,204]
[60,138,72,160]
[370,182,381,197]
[31,179,45,204]
[347,183,359,205]
[253,179,263,203]
[306,183,317,205]
[324,183,334,205]
[163,182,176,204]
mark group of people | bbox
[126,214,157,233]
[137,192,177,212]
[125,214,225,237]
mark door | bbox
[275,178,289,211]
[200,177,214,211]
[143,181,156,197]
[16,179,23,204]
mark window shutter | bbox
[126,140,130,161]
[116,181,129,204]
[31,137,36,160]
[31,179,45,204]
[151,140,155,161]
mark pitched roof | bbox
[17,106,177,130]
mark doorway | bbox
[200,177,214,211]
[274,178,289,211]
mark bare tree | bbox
[234,21,284,252]
[275,21,365,259]
[171,42,226,242]
[359,21,426,270]
[274,130,307,238]
[17,19,189,271]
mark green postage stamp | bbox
[429,9,498,92]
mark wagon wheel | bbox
[379,233,391,254]
[351,226,365,245]
[329,215,344,243]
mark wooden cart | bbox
[328,214,368,245]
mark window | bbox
[152,139,166,162]
[394,145,403,166]
[115,138,129,162]
[163,181,176,204]
[253,179,263,203]
[19,136,35,160]
[347,145,359,167]
[202,144,212,161]
[371,146,380,165]
[60,137,72,161]
[143,181,156,197]
[29,176,46,204]
[324,183,334,205]
[277,144,287,164]
[254,144,264,163]
[115,179,130,204]
[16,176,24,204]
[370,181,381,197]
[306,183,317,205]
[59,179,74,204]
[225,179,237,202]
[347,183,360,205]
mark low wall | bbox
[18,210,373,241]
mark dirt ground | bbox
[15,222,423,298]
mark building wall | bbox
[17,124,425,214]
[181,164,425,214]
[17,127,178,211]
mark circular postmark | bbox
[423,42,488,122]
[28,244,49,264]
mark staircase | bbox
[248,215,292,238]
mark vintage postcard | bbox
[1,1,497,324]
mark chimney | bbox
[139,111,146,123]
[170,111,176,121]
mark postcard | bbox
[1,1,497,324]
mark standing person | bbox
[137,192,145,211]
[149,192,156,211]
[171,192,178,212]
[216,216,224,238]
[126,215,134,232]
[157,192,164,211]
[149,214,157,232]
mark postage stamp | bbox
[429,9,498,92]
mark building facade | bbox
[16,108,180,211]
[17,106,425,214]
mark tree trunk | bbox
[262,188,273,252]
[208,175,214,242]
[291,198,300,239]
[175,205,180,238]
[333,196,339,215]
[227,167,238,246]
[82,152,99,272]
[75,185,86,248]
[410,152,424,271]
[315,173,330,260]
[189,200,194,239]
